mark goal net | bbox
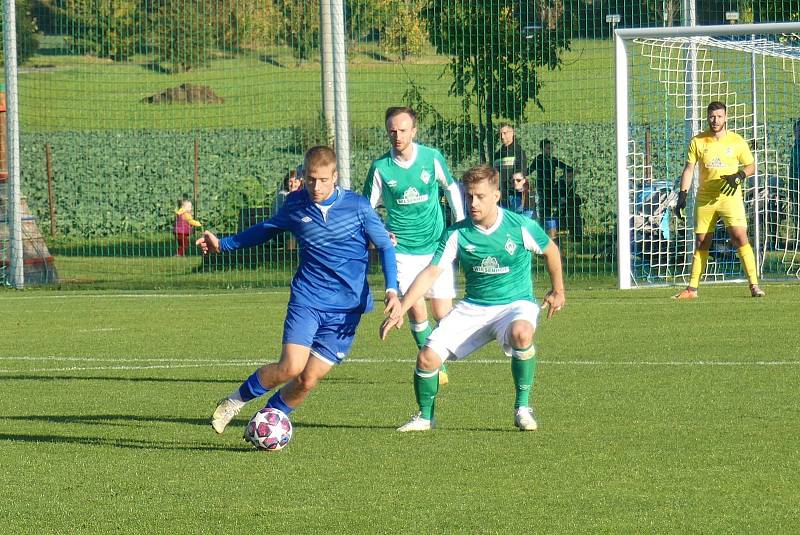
[615,22,800,289]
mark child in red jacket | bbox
[174,199,201,256]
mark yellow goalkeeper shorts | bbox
[694,194,748,234]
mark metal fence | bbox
[2,0,800,289]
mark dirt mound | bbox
[142,83,224,104]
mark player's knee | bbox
[295,370,320,393]
[272,360,304,383]
[509,322,534,349]
[417,347,443,371]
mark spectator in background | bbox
[530,139,582,241]
[273,169,303,214]
[174,197,201,256]
[502,171,535,219]
[493,124,529,199]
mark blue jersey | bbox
[219,187,398,314]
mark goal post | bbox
[615,22,800,290]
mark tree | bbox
[60,0,140,61]
[646,0,680,27]
[272,0,320,64]
[216,0,279,52]
[1,0,41,65]
[381,0,428,60]
[419,0,571,164]
[149,0,217,72]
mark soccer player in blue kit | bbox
[197,146,401,434]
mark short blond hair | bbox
[462,164,499,190]
[304,146,337,172]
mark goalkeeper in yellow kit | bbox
[673,101,765,299]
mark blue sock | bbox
[266,391,294,415]
[238,371,269,402]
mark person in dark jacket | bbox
[529,139,582,240]
[493,124,529,200]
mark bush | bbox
[0,0,41,65]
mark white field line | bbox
[0,291,288,301]
[0,356,798,374]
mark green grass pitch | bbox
[1,285,799,533]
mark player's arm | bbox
[539,241,565,320]
[363,202,400,316]
[362,166,383,209]
[381,229,457,339]
[521,220,565,319]
[198,209,289,255]
[674,161,696,219]
[720,138,756,195]
[380,263,443,340]
[434,155,466,222]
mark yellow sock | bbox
[737,244,759,285]
[688,249,709,288]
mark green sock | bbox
[511,351,537,409]
[410,321,433,350]
[414,367,439,420]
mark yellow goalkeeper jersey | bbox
[686,130,754,202]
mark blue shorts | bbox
[282,304,361,365]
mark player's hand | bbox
[196,230,220,254]
[380,314,404,340]
[383,290,401,317]
[720,170,745,196]
[540,289,565,320]
[388,232,397,247]
[674,190,688,220]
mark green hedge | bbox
[20,124,637,239]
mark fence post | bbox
[45,143,56,237]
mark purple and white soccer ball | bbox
[244,407,293,451]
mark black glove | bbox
[720,170,745,196]
[674,190,688,220]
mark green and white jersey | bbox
[364,143,465,255]
[432,209,551,306]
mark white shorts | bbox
[425,300,540,363]
[397,252,456,299]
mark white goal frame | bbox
[615,22,800,289]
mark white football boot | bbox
[514,407,538,431]
[397,412,434,432]
[211,398,243,434]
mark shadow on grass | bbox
[258,54,286,68]
[2,413,209,426]
[0,374,240,384]
[294,420,519,433]
[0,431,249,452]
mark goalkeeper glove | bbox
[674,190,688,220]
[720,169,745,196]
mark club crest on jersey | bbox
[473,256,510,274]
[725,147,733,156]
[504,238,517,255]
[396,187,428,205]
[419,170,431,184]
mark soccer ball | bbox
[244,407,293,451]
